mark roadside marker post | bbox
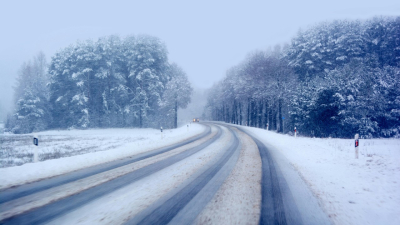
[33,134,39,163]
[294,127,297,138]
[161,127,163,139]
[187,124,189,132]
[355,133,359,159]
[266,123,269,130]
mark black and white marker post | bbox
[294,127,297,138]
[33,134,39,162]
[161,126,163,139]
[355,133,359,159]
[266,123,269,130]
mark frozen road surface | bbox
[0,123,330,224]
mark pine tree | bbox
[161,63,193,128]
[125,35,169,128]
[48,35,180,130]
[11,52,50,133]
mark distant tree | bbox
[94,36,125,127]
[285,20,365,81]
[368,66,400,137]
[10,52,51,133]
[309,88,342,137]
[205,47,295,133]
[300,61,400,138]
[48,35,180,130]
[364,16,400,68]
[161,63,193,128]
[206,16,399,138]
[125,35,169,128]
[48,42,92,129]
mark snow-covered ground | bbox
[240,125,400,225]
[0,124,205,189]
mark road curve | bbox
[0,125,212,204]
[127,124,241,224]
[1,124,224,224]
[234,126,295,225]
[1,122,326,225]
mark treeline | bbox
[7,35,192,133]
[205,16,400,138]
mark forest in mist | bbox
[4,16,400,138]
[204,16,400,138]
[5,35,192,133]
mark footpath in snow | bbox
[0,124,205,190]
[240,125,400,225]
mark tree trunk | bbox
[247,99,250,126]
[265,101,269,128]
[174,99,178,128]
[239,101,242,125]
[272,101,277,130]
[251,100,256,127]
[139,107,142,128]
[258,100,262,128]
[231,102,234,124]
[278,98,283,133]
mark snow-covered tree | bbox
[48,35,179,130]
[121,35,169,128]
[161,63,193,128]
[48,42,94,129]
[207,16,399,138]
[205,47,296,133]
[10,52,50,133]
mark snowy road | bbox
[0,123,330,224]
[0,125,212,204]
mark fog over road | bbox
[0,123,330,224]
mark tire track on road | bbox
[1,125,223,224]
[234,125,302,225]
[0,125,211,204]
[127,124,241,225]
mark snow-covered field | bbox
[241,125,400,225]
[0,124,205,189]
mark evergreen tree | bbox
[124,35,169,128]
[206,16,399,138]
[48,35,178,130]
[10,52,50,133]
[161,63,193,128]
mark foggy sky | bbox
[1,0,399,118]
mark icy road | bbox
[0,123,330,224]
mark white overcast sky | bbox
[0,0,399,116]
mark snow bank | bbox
[0,124,205,190]
[241,125,400,225]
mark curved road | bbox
[0,123,330,225]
